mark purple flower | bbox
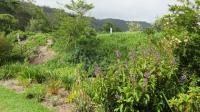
[143,71,151,92]
[129,50,136,61]
[144,71,151,79]
[115,50,121,59]
[115,94,122,100]
[180,74,187,81]
[155,52,161,62]
[124,61,129,69]
[171,57,176,65]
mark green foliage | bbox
[24,84,46,102]
[46,9,66,31]
[65,0,94,16]
[0,63,22,80]
[160,0,200,34]
[19,66,51,83]
[47,80,62,95]
[69,28,100,65]
[67,84,100,112]
[0,0,20,13]
[128,22,142,32]
[17,75,32,87]
[97,32,148,60]
[6,31,50,60]
[0,34,12,62]
[159,0,200,76]
[102,21,121,32]
[0,1,199,111]
[175,33,200,74]
[169,87,200,112]
[54,4,99,67]
[24,3,49,32]
[0,0,49,32]
[0,63,50,83]
[53,67,79,90]
[0,14,18,33]
[80,46,179,111]
[143,28,155,35]
[153,17,165,32]
[26,18,47,32]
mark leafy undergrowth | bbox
[0,31,199,112]
[0,86,51,112]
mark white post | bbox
[17,33,20,44]
[17,33,23,55]
[110,27,113,34]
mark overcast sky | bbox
[33,0,176,23]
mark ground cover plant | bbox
[0,86,50,112]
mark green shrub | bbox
[67,84,100,112]
[169,87,200,112]
[47,80,62,95]
[17,76,32,87]
[24,84,46,102]
[143,28,155,35]
[0,63,23,80]
[82,48,179,111]
[0,63,52,83]
[6,31,50,59]
[0,14,18,34]
[0,34,12,62]
[19,66,50,83]
[53,66,79,90]
[175,33,200,75]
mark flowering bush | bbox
[79,48,179,111]
[175,33,200,75]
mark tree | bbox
[153,18,165,32]
[0,33,12,62]
[64,0,95,44]
[0,14,18,34]
[0,0,21,14]
[65,0,94,17]
[167,0,200,75]
[128,22,142,32]
[168,0,200,33]
[25,3,49,32]
[0,0,49,32]
[102,21,121,32]
[55,0,100,65]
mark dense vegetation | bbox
[0,0,199,112]
[92,18,151,32]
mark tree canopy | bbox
[102,21,121,32]
[65,0,94,17]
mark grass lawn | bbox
[0,86,51,112]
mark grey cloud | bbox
[34,0,176,22]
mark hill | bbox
[92,18,152,32]
[41,6,151,32]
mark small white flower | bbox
[197,22,200,26]
[175,38,181,43]
[184,39,188,43]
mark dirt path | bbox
[30,39,55,64]
[0,80,24,93]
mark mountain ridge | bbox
[92,18,152,32]
[41,6,152,32]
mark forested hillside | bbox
[92,18,151,32]
[41,6,152,32]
